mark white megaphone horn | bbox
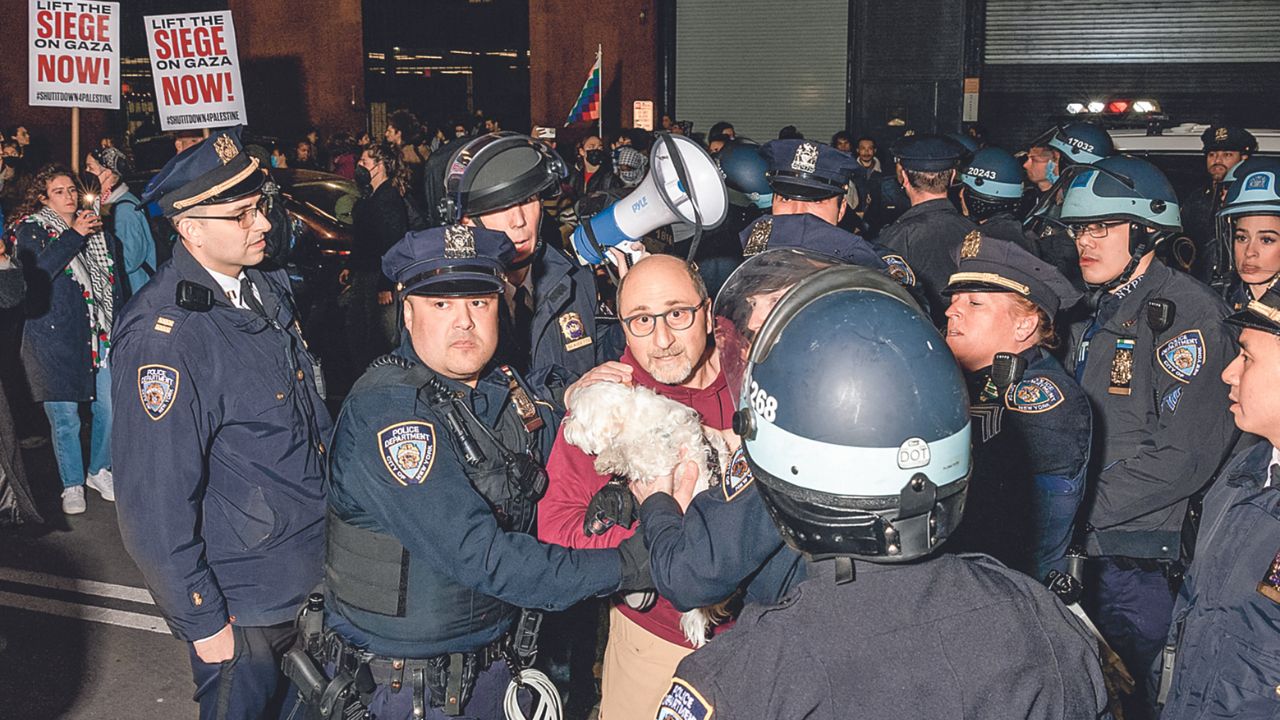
[571,134,728,265]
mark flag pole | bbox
[597,43,603,140]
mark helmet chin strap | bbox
[1085,223,1161,308]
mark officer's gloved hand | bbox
[616,529,654,592]
[584,477,636,536]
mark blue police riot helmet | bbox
[737,265,971,563]
[716,141,772,197]
[947,132,980,158]
[960,147,1024,200]
[1219,157,1280,218]
[1046,122,1114,166]
[1059,155,1182,232]
[440,132,567,221]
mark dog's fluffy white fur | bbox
[563,381,731,647]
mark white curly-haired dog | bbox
[562,381,732,647]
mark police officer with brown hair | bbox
[1182,125,1257,288]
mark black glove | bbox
[584,477,636,536]
[616,529,654,592]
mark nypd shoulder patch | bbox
[1158,330,1206,383]
[881,254,916,287]
[658,678,714,720]
[138,364,180,421]
[1004,376,1065,414]
[378,421,437,486]
[722,448,754,502]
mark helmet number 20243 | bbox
[750,381,778,422]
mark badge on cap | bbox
[444,224,477,259]
[1158,330,1205,383]
[961,230,982,260]
[379,421,437,486]
[722,448,754,502]
[138,364,180,421]
[558,312,593,351]
[213,133,237,164]
[1109,338,1135,396]
[1216,127,1229,142]
[791,142,819,174]
[1005,376,1065,414]
[743,217,772,256]
[658,678,714,720]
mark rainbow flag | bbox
[565,49,601,126]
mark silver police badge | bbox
[137,364,180,421]
[790,142,819,174]
[378,421,437,486]
[443,225,477,259]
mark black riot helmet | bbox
[440,131,568,222]
[733,265,972,564]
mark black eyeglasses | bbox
[1068,220,1128,239]
[621,301,706,337]
[191,197,269,229]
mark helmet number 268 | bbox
[750,381,778,422]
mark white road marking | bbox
[0,590,170,634]
[0,567,155,605]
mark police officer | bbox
[658,265,1109,719]
[878,134,978,325]
[1219,157,1280,312]
[113,128,330,720]
[942,233,1090,581]
[441,131,617,377]
[1157,285,1280,718]
[1060,155,1238,719]
[1182,125,1256,288]
[958,146,1041,256]
[738,139,901,275]
[319,225,649,719]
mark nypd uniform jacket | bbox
[658,556,1109,720]
[1065,261,1238,560]
[1160,440,1280,718]
[504,243,611,379]
[979,211,1042,258]
[324,344,624,658]
[639,449,805,611]
[112,242,331,642]
[738,213,889,271]
[878,198,978,325]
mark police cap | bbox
[142,126,265,218]
[762,139,857,200]
[382,224,516,297]
[1201,125,1258,154]
[944,231,1081,316]
[892,133,968,172]
[1226,286,1280,337]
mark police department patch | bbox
[378,422,437,486]
[1004,376,1065,414]
[137,364,179,421]
[1158,330,1206,383]
[722,448,754,502]
[1246,172,1271,192]
[658,678,714,720]
[881,254,916,287]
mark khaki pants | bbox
[599,606,693,720]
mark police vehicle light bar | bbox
[1065,99,1161,115]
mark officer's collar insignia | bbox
[743,217,772,256]
[969,404,1003,443]
[1259,547,1280,604]
[1158,330,1205,383]
[881,253,916,287]
[213,134,238,165]
[960,230,983,260]
[790,142,819,174]
[138,364,180,421]
[978,376,1000,403]
[1161,385,1183,414]
[444,224,477,259]
[1215,127,1229,142]
[558,312,593,351]
[722,448,754,502]
[659,678,714,720]
[1004,376,1064,414]
[1246,172,1271,191]
[379,421,437,486]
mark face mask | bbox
[270,154,282,168]
[749,192,774,210]
[354,164,373,189]
[1045,160,1059,185]
[585,149,606,166]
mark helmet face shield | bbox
[443,132,568,220]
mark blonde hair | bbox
[1010,294,1058,349]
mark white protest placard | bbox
[28,0,120,109]
[145,10,247,131]
[633,100,654,131]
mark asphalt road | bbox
[0,439,195,719]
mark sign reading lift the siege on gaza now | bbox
[145,10,247,131]
[28,0,121,109]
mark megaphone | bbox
[571,134,728,265]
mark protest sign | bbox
[28,0,120,109]
[145,10,247,131]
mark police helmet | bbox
[1059,155,1181,232]
[716,141,772,197]
[1044,122,1114,166]
[735,265,971,562]
[1219,157,1280,219]
[441,131,567,221]
[960,147,1024,201]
